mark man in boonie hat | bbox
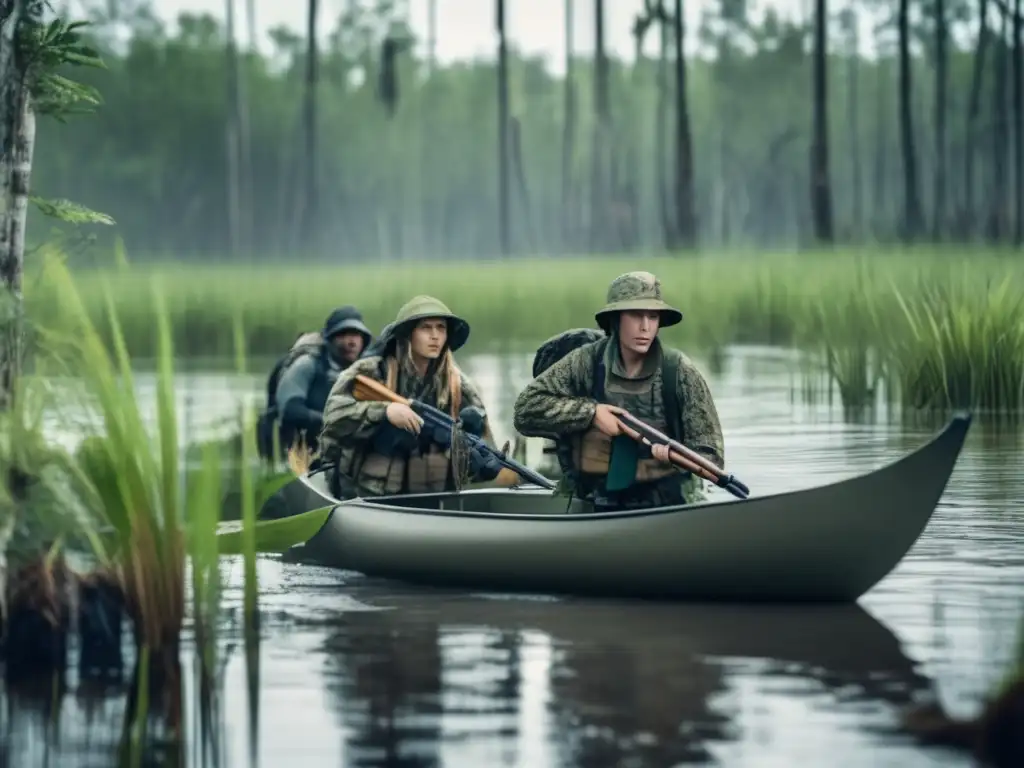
[513,271,724,511]
[264,305,373,459]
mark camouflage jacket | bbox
[319,354,492,496]
[513,338,725,503]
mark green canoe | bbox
[273,412,971,602]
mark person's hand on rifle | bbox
[387,403,423,434]
[592,404,626,436]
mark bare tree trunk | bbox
[964,0,991,239]
[656,8,674,246]
[427,0,437,73]
[224,0,242,257]
[561,0,576,252]
[496,0,511,256]
[298,0,319,251]
[591,0,610,250]
[245,0,257,49]
[845,2,863,239]
[872,38,890,236]
[898,0,924,240]
[672,0,696,246]
[988,4,1009,241]
[811,0,834,243]
[1014,0,1023,243]
[934,0,949,240]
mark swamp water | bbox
[2,346,1022,767]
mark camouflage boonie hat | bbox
[594,271,682,332]
[381,295,471,352]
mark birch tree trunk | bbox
[0,0,36,411]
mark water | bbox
[3,346,1023,767]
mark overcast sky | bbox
[142,0,824,69]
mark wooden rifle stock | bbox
[615,412,749,500]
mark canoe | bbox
[278,411,972,602]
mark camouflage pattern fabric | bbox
[319,354,492,497]
[513,338,724,509]
[594,270,683,331]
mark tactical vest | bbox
[337,356,463,496]
[555,339,685,503]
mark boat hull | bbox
[291,413,972,602]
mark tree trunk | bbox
[988,5,1009,241]
[0,0,37,412]
[898,0,924,240]
[964,0,990,239]
[590,0,610,250]
[301,0,319,249]
[811,0,834,243]
[561,0,576,252]
[656,8,674,246]
[224,0,241,257]
[934,0,948,240]
[846,2,863,239]
[672,0,696,246]
[427,0,437,73]
[1013,0,1022,244]
[496,0,511,256]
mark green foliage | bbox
[23,19,105,120]
[29,195,115,225]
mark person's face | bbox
[409,318,448,360]
[330,330,365,363]
[618,310,660,356]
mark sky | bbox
[140,0,821,70]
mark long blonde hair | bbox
[384,338,462,418]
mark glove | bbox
[372,422,418,456]
[458,406,487,437]
[467,443,502,481]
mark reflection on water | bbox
[4,346,1023,767]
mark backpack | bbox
[264,332,325,411]
[529,328,682,440]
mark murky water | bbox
[4,346,1023,767]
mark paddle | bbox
[614,412,750,500]
[351,374,557,490]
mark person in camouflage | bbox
[257,306,372,459]
[513,271,725,511]
[319,296,504,498]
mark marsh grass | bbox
[38,249,1024,412]
[30,250,274,682]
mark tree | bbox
[1,3,107,409]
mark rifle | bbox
[352,374,557,491]
[615,412,750,500]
